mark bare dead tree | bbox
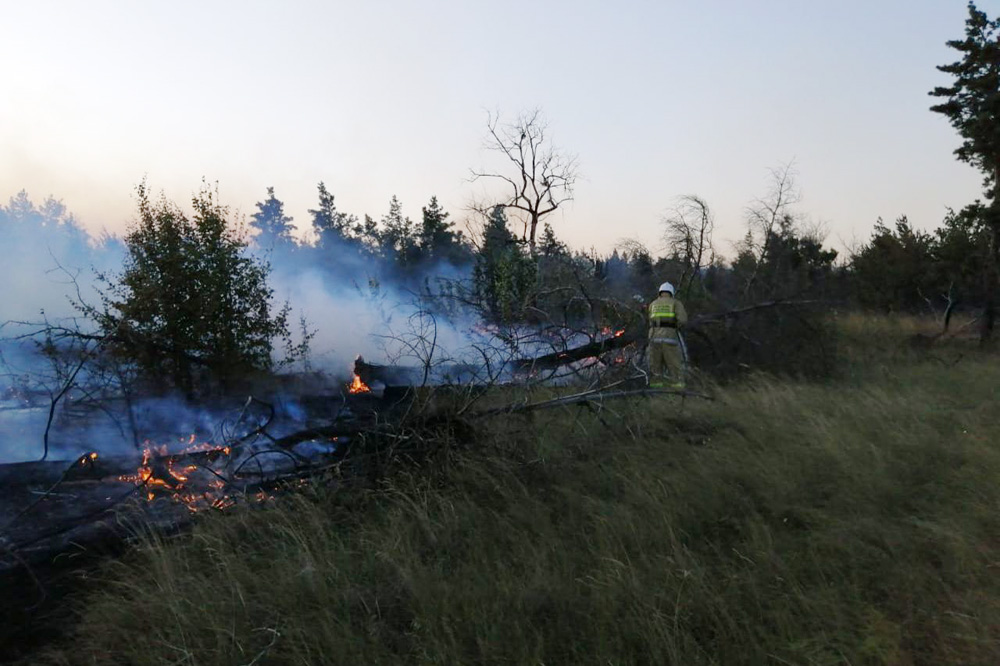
[741,162,800,298]
[615,237,652,258]
[470,109,579,253]
[662,195,715,298]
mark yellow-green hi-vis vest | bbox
[648,296,679,341]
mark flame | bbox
[614,329,625,337]
[119,437,238,513]
[348,373,371,394]
[117,430,313,514]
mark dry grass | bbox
[30,315,1000,665]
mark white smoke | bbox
[0,191,485,463]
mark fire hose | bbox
[678,330,689,365]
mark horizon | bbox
[2,1,995,257]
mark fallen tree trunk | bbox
[354,356,490,388]
[512,330,644,371]
[511,299,826,372]
[474,383,714,418]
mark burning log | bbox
[0,442,336,578]
[513,329,641,371]
[0,382,420,578]
[353,356,433,389]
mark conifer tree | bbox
[930,1,1000,342]
[379,195,418,266]
[474,205,536,322]
[308,182,356,250]
[250,187,295,250]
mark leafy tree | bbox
[250,187,296,251]
[474,205,536,323]
[930,1,1000,341]
[88,181,292,394]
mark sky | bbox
[1,0,995,259]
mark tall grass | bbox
[32,315,1000,665]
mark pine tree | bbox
[308,182,356,250]
[379,195,418,266]
[539,222,568,257]
[930,1,1000,342]
[250,187,295,250]
[474,205,536,322]
[419,195,467,265]
[357,214,381,252]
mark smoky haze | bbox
[0,190,480,464]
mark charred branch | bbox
[514,330,642,371]
[474,382,713,419]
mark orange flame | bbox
[348,373,371,394]
[119,437,239,513]
[118,432,303,513]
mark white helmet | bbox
[658,281,675,296]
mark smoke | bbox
[0,191,483,463]
[0,191,121,323]
[0,191,122,462]
[266,249,478,374]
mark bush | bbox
[87,182,293,395]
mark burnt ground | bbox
[0,388,415,661]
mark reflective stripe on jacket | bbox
[648,295,687,341]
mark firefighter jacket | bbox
[648,294,688,342]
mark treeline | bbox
[251,183,472,282]
[0,177,990,377]
[852,206,991,318]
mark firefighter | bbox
[647,281,688,389]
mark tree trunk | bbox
[982,164,1000,346]
[983,217,1000,346]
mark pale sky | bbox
[1,0,994,258]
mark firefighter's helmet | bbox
[658,282,675,296]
